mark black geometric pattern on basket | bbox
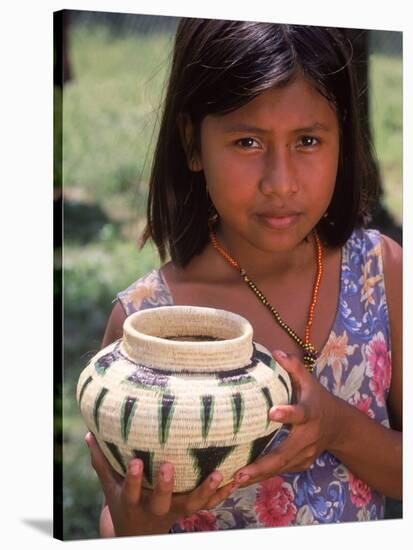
[125,362,256,388]
[159,393,176,445]
[201,395,214,439]
[93,387,109,432]
[231,392,244,435]
[120,345,272,390]
[119,348,257,378]
[261,386,273,429]
[78,375,93,411]
[127,364,171,391]
[121,396,138,443]
[216,345,273,386]
[132,449,154,486]
[104,440,126,474]
[95,343,122,375]
[252,343,273,367]
[277,373,291,402]
[215,366,254,386]
[190,444,236,486]
[248,429,279,463]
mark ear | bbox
[177,113,203,172]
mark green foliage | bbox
[54,86,63,189]
[64,238,159,373]
[369,54,403,223]
[63,24,174,203]
[63,380,102,540]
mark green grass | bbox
[369,54,403,223]
[63,25,175,206]
[60,23,403,540]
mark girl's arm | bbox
[101,301,127,349]
[381,235,402,433]
[232,235,402,500]
[328,234,402,497]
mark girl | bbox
[85,19,402,536]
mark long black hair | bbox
[142,18,380,267]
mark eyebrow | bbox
[223,122,331,134]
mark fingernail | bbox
[236,472,250,484]
[274,350,287,359]
[129,461,142,476]
[270,406,284,421]
[161,464,173,483]
[209,472,222,488]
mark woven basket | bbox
[77,306,292,492]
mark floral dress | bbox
[116,228,392,529]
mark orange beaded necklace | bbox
[209,229,323,372]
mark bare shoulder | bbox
[380,233,402,313]
[380,233,402,274]
[379,232,402,328]
[101,301,127,349]
[380,233,402,430]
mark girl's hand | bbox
[232,350,343,486]
[85,432,237,537]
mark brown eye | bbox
[236,137,260,148]
[299,136,319,147]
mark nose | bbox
[259,147,298,197]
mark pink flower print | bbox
[255,477,296,527]
[348,472,372,507]
[359,259,382,309]
[365,332,391,407]
[349,393,374,419]
[178,511,218,531]
[317,331,358,387]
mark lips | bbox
[255,210,301,229]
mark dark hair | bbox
[142,18,380,267]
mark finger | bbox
[195,471,224,500]
[171,471,225,516]
[188,471,225,511]
[274,441,319,473]
[85,432,120,494]
[121,459,144,506]
[149,462,175,516]
[269,403,308,425]
[281,457,314,473]
[232,453,280,485]
[204,479,238,509]
[233,432,304,484]
[272,350,309,383]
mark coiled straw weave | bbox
[77,306,292,492]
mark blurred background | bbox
[54,11,402,540]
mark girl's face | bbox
[192,73,340,254]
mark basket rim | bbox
[121,305,254,371]
[124,305,252,344]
